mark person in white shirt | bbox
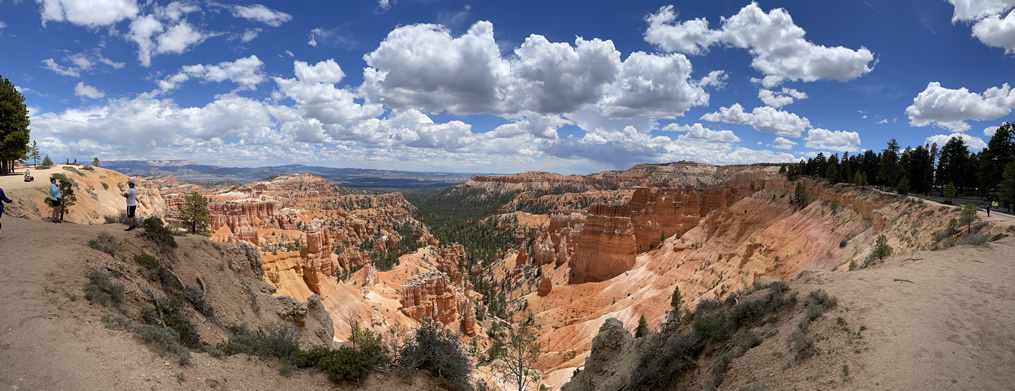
[123,180,138,231]
[49,177,61,223]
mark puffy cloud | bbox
[925,133,988,150]
[491,113,569,139]
[758,87,807,108]
[363,20,712,118]
[905,82,1015,132]
[948,0,1015,22]
[156,21,206,54]
[699,103,811,137]
[947,0,1015,52]
[231,4,292,27]
[512,35,621,114]
[74,82,104,99]
[33,92,281,148]
[985,126,999,136]
[362,21,509,114]
[645,3,874,87]
[158,55,266,91]
[661,123,740,143]
[38,0,138,27]
[294,59,345,84]
[970,9,1015,53]
[601,51,709,118]
[643,6,717,55]
[274,59,384,126]
[127,15,163,67]
[772,136,797,149]
[804,128,861,152]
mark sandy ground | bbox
[1,165,76,191]
[721,234,1015,390]
[0,216,446,390]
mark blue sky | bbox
[1,0,1013,174]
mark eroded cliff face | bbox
[159,174,429,342]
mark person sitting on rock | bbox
[0,187,12,230]
[23,168,33,182]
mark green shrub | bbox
[992,233,1008,241]
[318,347,372,383]
[218,323,302,369]
[134,254,159,270]
[872,234,893,261]
[398,320,473,391]
[295,346,332,368]
[350,321,387,365]
[693,312,732,343]
[142,217,177,253]
[161,296,201,348]
[84,270,125,306]
[958,233,990,246]
[103,314,190,365]
[88,232,118,256]
[790,329,814,360]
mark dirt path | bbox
[0,216,444,390]
[724,235,1015,390]
[0,165,74,191]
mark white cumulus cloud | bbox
[772,136,797,150]
[905,82,1015,132]
[700,103,811,137]
[804,128,861,152]
[156,21,206,55]
[74,82,104,99]
[38,0,138,27]
[661,123,740,143]
[925,133,988,150]
[362,20,713,120]
[947,0,1015,52]
[158,55,266,91]
[645,3,875,87]
[758,87,807,108]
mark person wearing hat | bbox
[123,179,138,231]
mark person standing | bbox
[0,187,12,231]
[49,177,61,223]
[123,180,138,231]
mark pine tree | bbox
[960,203,978,233]
[179,192,210,233]
[56,177,76,220]
[998,160,1015,213]
[794,181,809,208]
[30,141,40,167]
[40,154,53,168]
[635,315,648,338]
[944,183,957,204]
[670,286,683,310]
[0,75,31,175]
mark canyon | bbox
[5,162,1006,390]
